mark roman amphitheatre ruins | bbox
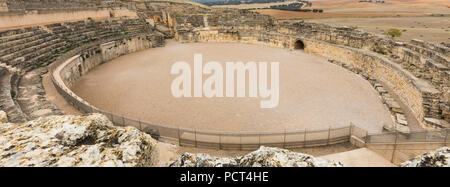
[0,0,449,166]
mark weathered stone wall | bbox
[0,0,447,130]
[305,41,432,121]
[175,29,429,124]
[392,45,449,90]
[0,11,159,122]
[0,0,7,12]
[0,69,27,123]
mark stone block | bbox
[373,83,383,88]
[376,86,388,94]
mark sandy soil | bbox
[72,41,393,134]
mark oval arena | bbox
[0,1,448,154]
[71,40,392,133]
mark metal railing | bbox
[366,128,450,144]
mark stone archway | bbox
[294,40,305,50]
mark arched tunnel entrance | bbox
[294,40,305,50]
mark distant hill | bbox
[189,0,289,6]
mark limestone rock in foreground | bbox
[170,146,343,167]
[0,110,6,123]
[401,147,449,167]
[0,113,160,167]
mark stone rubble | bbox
[0,110,6,123]
[170,146,343,167]
[0,113,174,167]
[401,147,450,167]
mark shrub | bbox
[385,28,402,37]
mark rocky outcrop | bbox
[401,147,449,167]
[0,110,6,123]
[170,146,343,167]
[0,112,341,167]
[0,113,176,167]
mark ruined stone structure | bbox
[0,0,448,146]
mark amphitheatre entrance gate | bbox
[294,40,305,50]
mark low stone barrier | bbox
[175,27,448,129]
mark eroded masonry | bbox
[0,0,448,141]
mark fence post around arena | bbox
[283,129,286,148]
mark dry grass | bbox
[212,1,297,9]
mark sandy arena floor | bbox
[72,41,393,134]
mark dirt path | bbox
[321,148,396,167]
[307,16,450,43]
[378,81,423,132]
